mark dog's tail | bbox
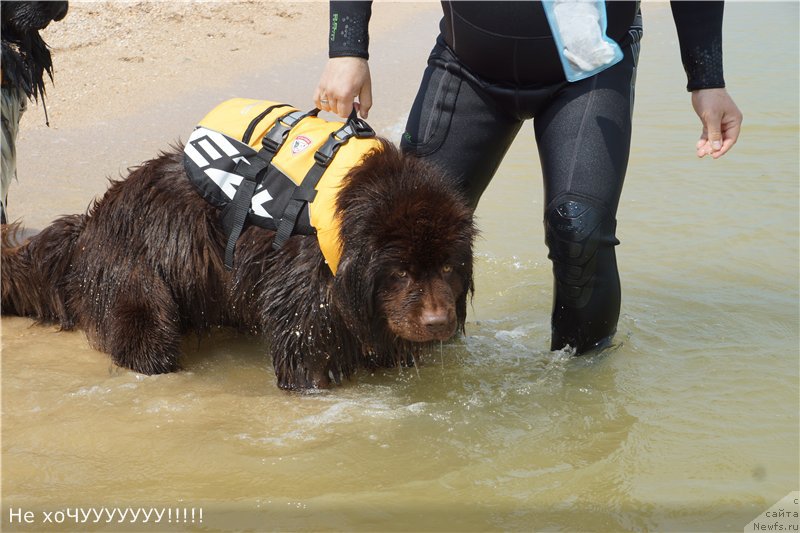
[1,215,86,327]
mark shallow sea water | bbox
[2,3,798,532]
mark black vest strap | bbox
[270,112,374,252]
[222,109,309,269]
[222,107,376,265]
[241,103,291,145]
[221,155,269,268]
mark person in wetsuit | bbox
[314,1,742,354]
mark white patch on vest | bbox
[207,129,241,157]
[189,128,241,156]
[205,168,242,200]
[251,188,274,218]
[291,135,312,155]
[198,138,222,160]
[184,141,208,167]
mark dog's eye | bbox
[395,270,408,279]
[442,265,453,274]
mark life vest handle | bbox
[271,108,373,253]
[345,107,376,139]
[309,107,376,139]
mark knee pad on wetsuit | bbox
[545,199,619,308]
[545,199,621,353]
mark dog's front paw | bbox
[275,362,333,391]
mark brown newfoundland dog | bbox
[1,140,475,390]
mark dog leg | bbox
[268,308,352,391]
[102,268,182,375]
[272,334,336,390]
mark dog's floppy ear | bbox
[330,141,398,339]
[332,247,380,338]
[455,270,475,335]
[453,225,477,335]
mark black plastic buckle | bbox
[314,133,345,167]
[262,113,295,153]
[349,116,375,138]
[261,110,314,153]
[346,108,375,138]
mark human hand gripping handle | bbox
[691,88,743,159]
[315,57,373,120]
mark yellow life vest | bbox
[184,98,382,275]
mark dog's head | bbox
[1,2,68,33]
[1,1,68,100]
[333,140,476,349]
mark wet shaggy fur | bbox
[1,1,68,101]
[1,140,476,390]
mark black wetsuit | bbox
[328,1,726,353]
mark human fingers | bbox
[358,78,372,119]
[697,118,742,159]
[702,102,743,159]
[314,58,355,116]
[702,108,725,157]
[315,68,336,113]
[314,86,331,113]
[696,127,709,158]
[710,118,742,159]
[692,88,743,159]
[335,98,354,119]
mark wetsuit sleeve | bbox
[329,1,372,60]
[670,1,726,91]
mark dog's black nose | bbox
[421,308,454,338]
[421,309,447,325]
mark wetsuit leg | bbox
[400,44,523,208]
[534,36,640,353]
[403,27,641,354]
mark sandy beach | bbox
[20,1,334,132]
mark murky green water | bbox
[2,3,798,531]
